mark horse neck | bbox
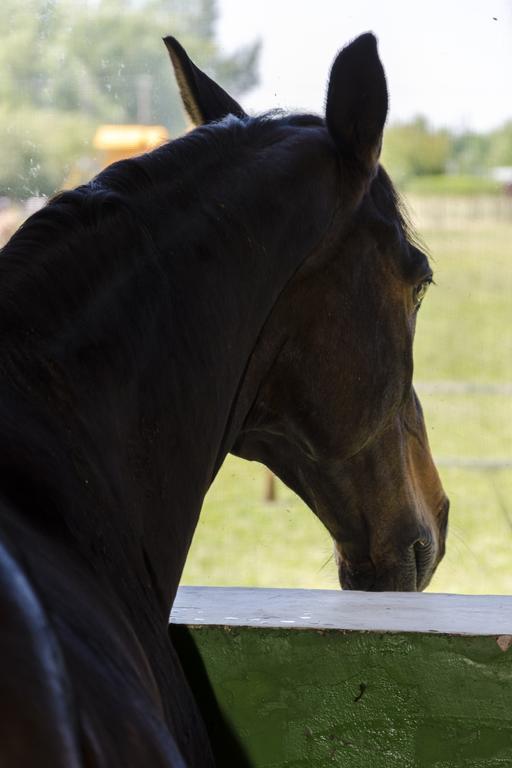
[3,122,337,623]
[132,152,336,610]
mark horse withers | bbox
[0,33,448,767]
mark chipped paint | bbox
[497,635,512,652]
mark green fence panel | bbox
[171,587,512,768]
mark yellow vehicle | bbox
[64,124,170,188]
[93,124,169,166]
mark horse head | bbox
[166,34,448,592]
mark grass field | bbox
[182,200,512,595]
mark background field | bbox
[182,196,512,595]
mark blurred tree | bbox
[383,115,512,188]
[0,105,95,198]
[0,0,260,198]
[448,131,491,175]
[486,121,512,167]
[381,116,451,183]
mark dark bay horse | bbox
[0,33,448,766]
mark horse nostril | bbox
[413,537,435,589]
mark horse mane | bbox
[0,113,328,339]
[0,110,420,356]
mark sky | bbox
[217,0,512,133]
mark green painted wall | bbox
[171,625,512,768]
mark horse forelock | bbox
[371,165,428,256]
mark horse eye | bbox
[414,280,430,306]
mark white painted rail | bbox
[172,586,512,637]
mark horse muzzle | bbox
[335,535,439,592]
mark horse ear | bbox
[326,33,388,178]
[163,36,247,127]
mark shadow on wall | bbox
[170,624,253,768]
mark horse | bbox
[0,32,448,767]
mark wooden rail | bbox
[171,587,512,767]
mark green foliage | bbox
[0,106,96,197]
[382,116,451,183]
[448,123,512,174]
[383,116,512,193]
[486,120,512,166]
[0,0,260,198]
[402,174,502,196]
[449,131,491,174]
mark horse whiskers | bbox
[318,552,334,572]
[489,476,512,532]
[447,526,490,571]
